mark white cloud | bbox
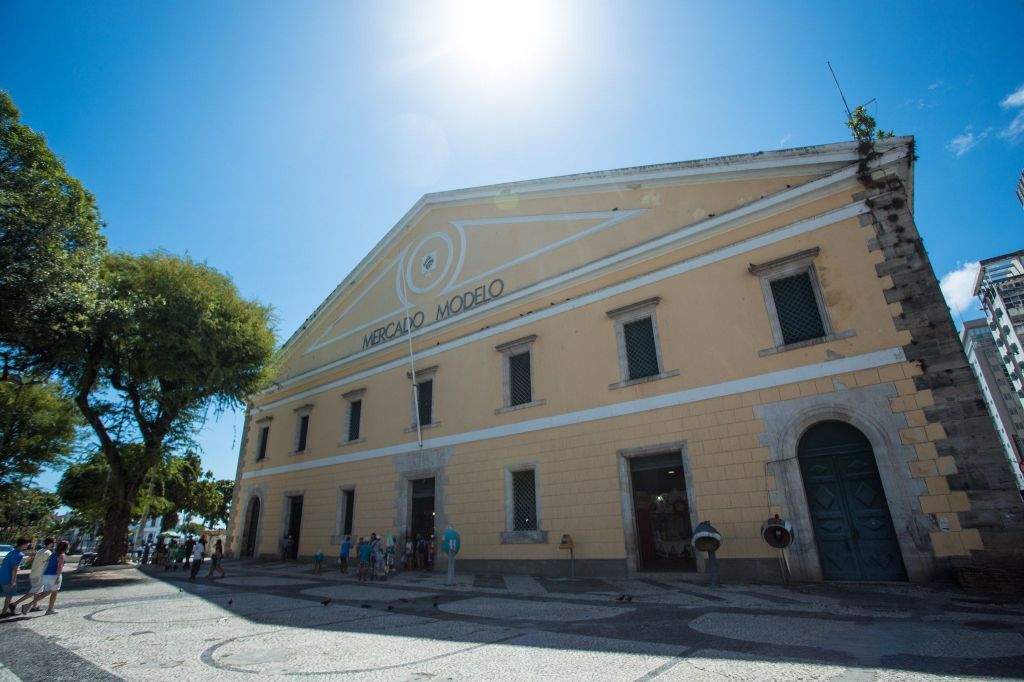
[928,80,942,91]
[947,126,990,156]
[1001,111,1024,143]
[999,85,1024,143]
[778,132,792,147]
[940,261,981,315]
[1001,84,1024,109]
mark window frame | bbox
[501,463,547,544]
[341,389,365,445]
[749,248,854,356]
[254,417,272,462]
[292,404,313,455]
[606,297,678,389]
[406,366,440,432]
[495,335,545,413]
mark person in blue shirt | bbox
[21,540,68,616]
[1,538,30,617]
[339,536,352,574]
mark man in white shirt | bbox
[188,536,206,581]
[11,538,54,612]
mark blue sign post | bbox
[442,526,461,586]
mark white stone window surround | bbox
[749,247,855,356]
[606,296,679,389]
[495,334,546,414]
[292,404,314,455]
[405,365,440,433]
[501,462,547,544]
[254,416,272,463]
[340,388,365,446]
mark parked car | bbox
[0,544,12,561]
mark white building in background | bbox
[961,319,1024,490]
[974,252,1024,408]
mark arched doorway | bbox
[243,497,261,558]
[798,421,907,581]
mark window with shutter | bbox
[347,399,362,441]
[623,317,660,380]
[509,352,532,406]
[770,272,826,345]
[417,379,433,426]
[512,469,538,531]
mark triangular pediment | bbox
[275,139,900,383]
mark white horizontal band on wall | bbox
[241,346,907,481]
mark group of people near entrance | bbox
[1,538,68,618]
[330,532,434,581]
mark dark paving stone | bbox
[536,577,617,594]
[473,574,508,590]
[734,590,800,604]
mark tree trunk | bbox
[95,478,140,565]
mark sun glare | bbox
[448,0,555,78]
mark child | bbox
[1,538,30,617]
[21,540,68,616]
[313,548,324,574]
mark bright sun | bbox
[447,0,555,78]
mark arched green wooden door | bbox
[798,421,907,581]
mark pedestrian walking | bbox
[20,540,69,616]
[183,536,195,567]
[11,538,53,613]
[415,534,426,570]
[281,535,293,561]
[1,538,30,617]
[188,535,206,581]
[313,548,324,574]
[206,539,225,579]
[339,535,351,574]
[403,537,413,570]
[356,537,371,581]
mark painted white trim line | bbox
[252,200,871,414]
[241,347,907,481]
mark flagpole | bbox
[399,267,423,448]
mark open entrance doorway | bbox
[410,477,435,567]
[630,453,696,571]
[285,495,303,559]
[243,497,260,557]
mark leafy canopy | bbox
[0,91,106,374]
[0,379,82,492]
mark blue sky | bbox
[3,1,1022,487]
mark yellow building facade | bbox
[227,138,1024,582]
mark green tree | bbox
[64,252,275,564]
[0,91,106,377]
[0,379,81,492]
[0,487,61,540]
[57,452,113,527]
[846,105,894,142]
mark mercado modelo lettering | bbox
[362,278,504,349]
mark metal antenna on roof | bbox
[826,60,852,120]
